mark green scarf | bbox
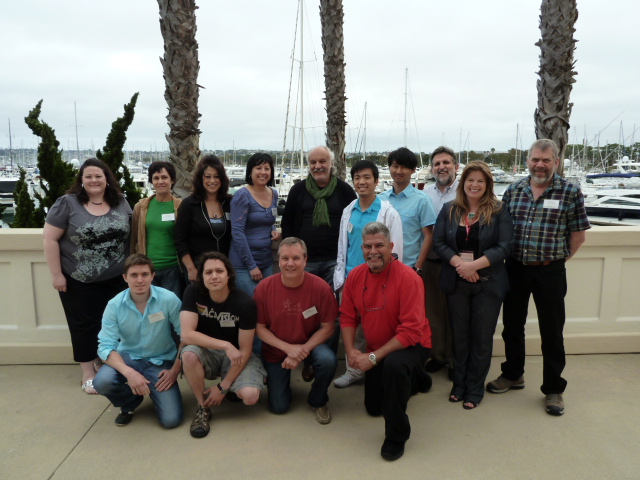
[305,174,338,227]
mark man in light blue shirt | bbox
[423,146,460,376]
[93,254,183,428]
[379,147,437,272]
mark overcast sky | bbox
[1,0,638,158]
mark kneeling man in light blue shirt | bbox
[93,254,183,428]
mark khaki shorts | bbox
[180,345,266,392]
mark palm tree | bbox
[533,0,578,174]
[319,0,347,179]
[157,0,201,197]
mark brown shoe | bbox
[302,364,315,382]
[313,405,331,425]
[486,375,525,394]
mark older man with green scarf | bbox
[281,146,357,356]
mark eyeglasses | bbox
[362,260,393,312]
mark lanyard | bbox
[465,213,476,243]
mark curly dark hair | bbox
[196,251,236,294]
[67,158,123,206]
[191,155,230,202]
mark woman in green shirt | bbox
[131,161,183,298]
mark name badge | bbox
[220,318,235,328]
[302,306,318,319]
[271,207,278,217]
[225,212,231,220]
[543,199,560,209]
[161,213,175,222]
[149,312,165,323]
[347,222,354,233]
[460,251,474,262]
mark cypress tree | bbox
[96,93,142,209]
[11,167,39,228]
[24,100,77,227]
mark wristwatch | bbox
[369,352,378,366]
[414,266,423,275]
[217,383,229,395]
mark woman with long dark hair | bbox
[174,155,232,283]
[43,158,132,394]
[433,160,513,409]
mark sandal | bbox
[449,394,463,403]
[463,401,479,410]
[82,379,98,395]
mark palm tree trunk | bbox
[158,0,201,197]
[533,0,578,174]
[319,0,347,180]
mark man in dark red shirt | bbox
[340,221,432,461]
[255,237,338,425]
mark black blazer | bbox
[433,201,513,297]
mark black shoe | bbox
[115,410,134,427]
[190,406,211,438]
[226,391,242,403]
[424,359,445,373]
[418,372,432,393]
[302,364,315,382]
[381,438,406,461]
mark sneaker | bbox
[486,375,525,394]
[313,405,331,425]
[545,394,565,416]
[190,405,212,438]
[381,438,406,461]
[115,410,134,427]
[333,371,364,388]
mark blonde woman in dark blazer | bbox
[433,161,513,409]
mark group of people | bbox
[43,138,590,461]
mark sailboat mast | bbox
[403,68,408,147]
[299,0,304,171]
[74,102,80,161]
[8,119,13,171]
[363,102,367,160]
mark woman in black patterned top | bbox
[44,158,131,394]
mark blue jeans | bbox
[305,260,341,354]
[153,264,184,300]
[264,344,337,414]
[235,264,274,355]
[235,264,274,296]
[93,353,183,428]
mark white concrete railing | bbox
[1,227,639,364]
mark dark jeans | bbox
[447,279,503,403]
[304,259,341,354]
[264,344,337,414]
[93,353,183,428]
[364,345,431,442]
[501,258,568,394]
[152,264,184,300]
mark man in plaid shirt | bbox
[486,139,590,416]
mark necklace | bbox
[91,201,104,205]
[468,212,476,219]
